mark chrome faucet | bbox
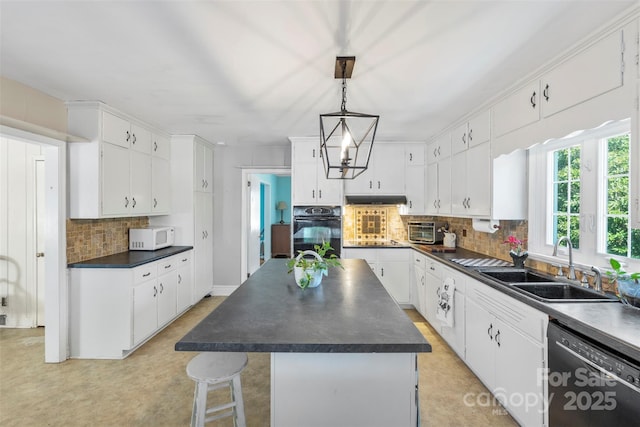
[552,236,577,280]
[590,266,603,293]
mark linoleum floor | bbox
[0,296,517,426]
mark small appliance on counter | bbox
[129,226,175,250]
[407,221,447,244]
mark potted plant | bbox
[504,235,527,268]
[287,241,343,289]
[608,258,640,308]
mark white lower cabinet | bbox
[343,248,411,305]
[70,250,193,359]
[465,278,548,427]
[411,253,426,315]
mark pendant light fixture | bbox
[320,56,379,179]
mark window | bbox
[529,119,639,270]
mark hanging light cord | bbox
[340,60,348,113]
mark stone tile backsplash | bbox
[66,217,148,264]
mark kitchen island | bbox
[176,258,431,426]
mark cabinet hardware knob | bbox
[312,148,316,158]
[178,274,182,284]
[495,330,501,347]
[462,133,466,145]
[409,200,413,208]
[433,148,438,158]
[488,323,493,339]
[132,133,136,144]
[153,286,157,297]
[543,84,550,101]
[182,258,187,262]
[165,264,171,269]
[409,153,413,162]
[437,146,441,155]
[159,283,164,293]
[124,196,129,207]
[468,129,473,142]
[154,141,158,151]
[132,197,136,208]
[381,268,384,276]
[369,180,373,189]
[143,272,151,277]
[126,131,130,142]
[319,189,322,199]
[36,252,45,258]
[377,181,381,189]
[153,198,158,208]
[530,91,537,108]
[312,189,315,199]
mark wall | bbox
[212,144,290,290]
[0,76,67,133]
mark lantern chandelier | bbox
[320,56,379,179]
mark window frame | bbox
[528,118,639,272]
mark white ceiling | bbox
[0,0,636,146]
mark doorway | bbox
[0,127,66,363]
[241,169,291,282]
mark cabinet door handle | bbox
[164,264,171,269]
[312,148,316,158]
[530,91,536,108]
[153,198,158,208]
[437,146,441,156]
[132,133,136,145]
[467,197,471,208]
[153,286,157,297]
[409,152,413,162]
[159,283,164,293]
[437,200,441,208]
[142,272,151,277]
[495,330,501,347]
[543,83,550,101]
[124,196,129,207]
[154,141,158,152]
[126,130,131,142]
[468,129,473,143]
[182,258,188,262]
[409,200,413,209]
[178,274,182,284]
[318,189,322,199]
[369,180,373,189]
[433,147,438,158]
[488,323,493,340]
[132,197,136,208]
[377,181,381,189]
[380,268,384,277]
[202,231,206,239]
[312,189,315,199]
[462,133,466,145]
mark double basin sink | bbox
[472,267,618,303]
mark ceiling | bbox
[0,1,636,146]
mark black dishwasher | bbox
[547,321,640,425]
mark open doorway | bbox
[241,169,291,281]
[0,128,66,363]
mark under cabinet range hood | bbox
[345,195,407,205]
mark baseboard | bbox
[212,285,237,296]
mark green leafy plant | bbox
[287,241,343,288]
[608,258,640,282]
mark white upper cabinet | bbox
[541,30,623,118]
[194,142,213,193]
[451,109,491,155]
[426,134,451,215]
[67,101,171,218]
[343,143,405,195]
[291,137,342,205]
[493,81,541,138]
[405,143,425,166]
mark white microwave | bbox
[129,226,175,251]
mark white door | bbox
[247,176,261,276]
[35,158,46,326]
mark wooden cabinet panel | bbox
[271,224,291,258]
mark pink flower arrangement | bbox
[504,235,526,255]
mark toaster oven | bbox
[407,221,447,244]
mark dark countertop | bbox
[67,246,193,268]
[413,245,640,362]
[175,258,432,353]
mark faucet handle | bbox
[580,272,590,288]
[552,264,564,278]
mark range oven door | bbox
[547,321,640,426]
[292,217,341,258]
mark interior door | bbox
[35,158,45,326]
[247,176,261,276]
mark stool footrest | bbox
[204,409,235,423]
[206,401,237,414]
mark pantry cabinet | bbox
[67,102,171,218]
[291,137,342,205]
[426,134,451,215]
[69,250,193,359]
[149,135,214,302]
[465,278,548,427]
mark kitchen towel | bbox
[436,277,455,327]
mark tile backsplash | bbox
[66,217,148,264]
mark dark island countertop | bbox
[176,258,432,353]
[67,245,193,268]
[414,246,640,362]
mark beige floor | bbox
[0,296,517,426]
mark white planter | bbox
[293,250,324,288]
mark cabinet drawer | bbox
[424,259,443,279]
[133,263,157,284]
[412,252,427,268]
[157,256,178,273]
[177,251,192,265]
[343,248,376,264]
[376,248,410,262]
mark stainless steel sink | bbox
[476,268,553,283]
[511,283,618,303]
[474,267,619,303]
